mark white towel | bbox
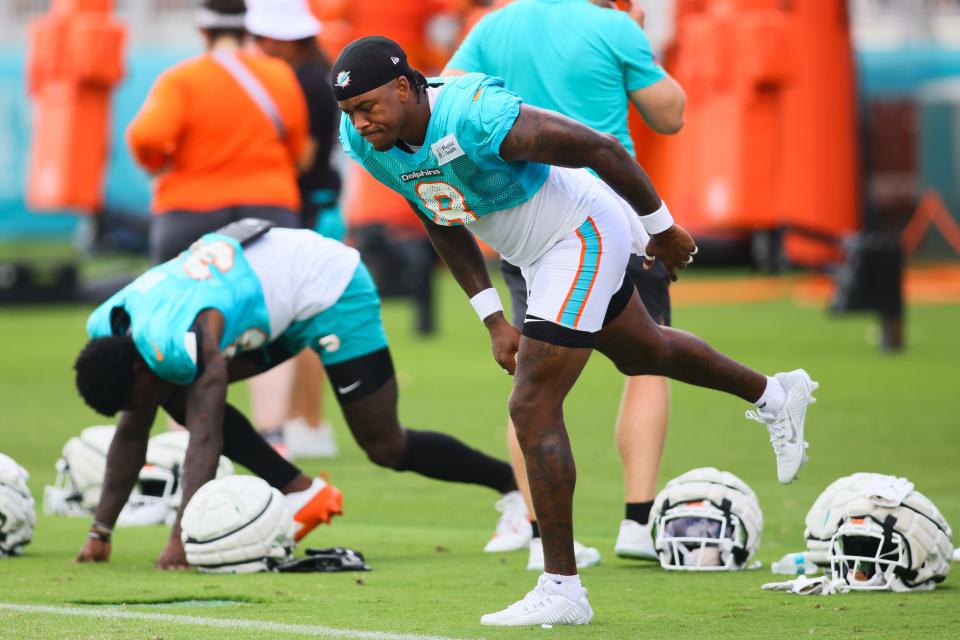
[866,476,914,507]
[762,575,849,596]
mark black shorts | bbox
[500,254,671,333]
[230,345,394,404]
[324,347,395,404]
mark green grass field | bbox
[1,272,958,639]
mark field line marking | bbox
[0,603,478,640]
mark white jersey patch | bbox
[431,133,465,166]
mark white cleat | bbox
[614,519,657,560]
[283,418,338,459]
[480,575,593,626]
[746,369,818,484]
[483,490,532,552]
[527,538,601,571]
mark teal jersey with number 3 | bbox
[339,73,548,225]
[86,234,272,385]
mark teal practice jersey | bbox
[87,234,271,385]
[339,73,548,225]
[447,0,666,156]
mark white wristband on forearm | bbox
[470,288,503,321]
[638,201,675,235]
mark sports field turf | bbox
[1,271,958,639]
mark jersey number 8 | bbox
[415,181,477,225]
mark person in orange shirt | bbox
[128,0,309,449]
[127,0,309,264]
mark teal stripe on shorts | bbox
[558,216,602,328]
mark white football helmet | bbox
[0,453,35,557]
[118,431,234,527]
[650,467,763,571]
[804,473,952,592]
[181,475,294,573]
[43,425,115,516]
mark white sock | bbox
[755,376,786,416]
[542,572,585,600]
[283,477,327,513]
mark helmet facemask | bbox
[43,425,116,516]
[829,517,909,591]
[42,458,87,516]
[117,464,181,527]
[655,502,746,571]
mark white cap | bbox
[245,0,321,41]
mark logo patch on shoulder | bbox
[430,134,465,166]
[335,70,351,88]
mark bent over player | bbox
[332,37,818,625]
[73,223,518,569]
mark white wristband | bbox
[470,288,503,322]
[638,201,675,235]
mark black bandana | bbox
[331,36,411,101]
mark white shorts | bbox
[522,192,632,337]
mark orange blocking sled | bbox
[632,0,860,267]
[26,0,126,213]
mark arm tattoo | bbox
[500,105,662,215]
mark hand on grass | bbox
[156,537,190,571]
[76,538,111,563]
